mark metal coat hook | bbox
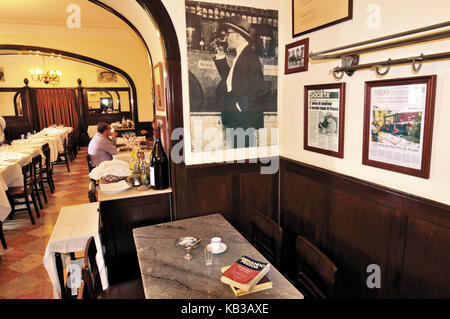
[331,68,344,79]
[411,53,424,72]
[375,59,391,76]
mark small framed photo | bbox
[153,62,165,112]
[154,115,169,151]
[285,38,309,74]
[362,75,437,178]
[304,83,346,158]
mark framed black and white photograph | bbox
[185,1,278,151]
[0,68,5,82]
[97,70,118,83]
[285,38,308,74]
[363,75,437,178]
[304,83,346,158]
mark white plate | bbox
[207,243,227,254]
[99,181,131,194]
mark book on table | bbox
[221,265,272,296]
[220,255,271,292]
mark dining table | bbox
[0,126,73,221]
[133,213,304,299]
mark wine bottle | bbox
[150,122,169,190]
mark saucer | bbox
[207,243,227,254]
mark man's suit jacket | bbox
[214,45,267,129]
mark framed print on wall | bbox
[304,83,346,158]
[153,62,165,113]
[154,115,169,151]
[285,38,309,74]
[292,0,353,37]
[362,75,437,179]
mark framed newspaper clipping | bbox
[362,75,437,179]
[304,83,345,158]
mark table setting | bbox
[133,214,303,299]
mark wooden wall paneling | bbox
[280,160,330,279]
[326,189,393,298]
[239,171,278,240]
[280,157,450,298]
[398,216,450,298]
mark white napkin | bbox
[89,159,131,180]
[99,180,131,192]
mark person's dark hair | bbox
[97,122,110,134]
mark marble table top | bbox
[133,213,304,299]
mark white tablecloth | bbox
[43,202,109,299]
[0,146,41,221]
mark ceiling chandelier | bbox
[29,56,61,85]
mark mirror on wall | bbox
[0,89,23,117]
[86,88,131,115]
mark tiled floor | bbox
[0,147,91,299]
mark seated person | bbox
[88,122,118,166]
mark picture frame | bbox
[285,38,309,74]
[292,0,353,38]
[304,83,346,158]
[153,62,165,113]
[97,70,117,82]
[154,114,169,151]
[362,75,437,179]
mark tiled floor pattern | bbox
[0,147,91,299]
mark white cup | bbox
[211,237,222,251]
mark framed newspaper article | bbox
[304,83,346,158]
[362,75,437,179]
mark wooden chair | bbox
[6,162,40,225]
[80,237,145,299]
[52,137,70,172]
[249,209,283,269]
[295,235,338,299]
[32,155,47,209]
[0,220,7,249]
[88,180,97,202]
[67,132,76,162]
[86,154,95,172]
[41,143,55,193]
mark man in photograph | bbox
[213,15,267,148]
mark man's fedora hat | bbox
[222,15,253,40]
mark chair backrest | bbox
[31,155,43,180]
[21,162,33,193]
[42,143,52,172]
[86,154,94,172]
[295,235,338,299]
[249,209,283,269]
[88,180,97,202]
[81,237,103,299]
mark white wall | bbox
[0,55,129,88]
[280,0,450,205]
